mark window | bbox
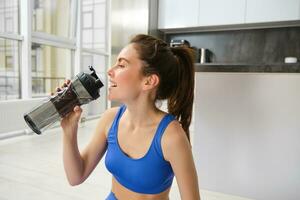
[82,0,106,51]
[0,0,19,34]
[82,52,106,79]
[31,44,71,96]
[0,0,109,115]
[0,38,20,100]
[30,0,76,98]
[81,0,109,114]
[82,52,107,115]
[0,0,20,100]
[32,0,73,38]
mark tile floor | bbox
[0,119,181,200]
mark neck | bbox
[123,100,161,129]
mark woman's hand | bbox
[61,104,82,135]
[52,79,83,135]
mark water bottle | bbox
[24,66,104,134]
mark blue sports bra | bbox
[105,104,175,194]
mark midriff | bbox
[111,176,171,200]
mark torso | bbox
[104,107,172,200]
[111,176,170,200]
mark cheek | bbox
[117,70,142,90]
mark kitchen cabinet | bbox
[158,0,199,29]
[245,0,300,23]
[198,0,246,26]
[158,0,300,30]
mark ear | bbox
[142,74,160,91]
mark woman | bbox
[60,34,200,200]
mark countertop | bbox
[194,63,300,73]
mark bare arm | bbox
[62,106,119,186]
[162,121,201,200]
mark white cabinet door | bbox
[158,0,199,29]
[198,0,246,26]
[246,0,300,23]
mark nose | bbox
[107,66,114,77]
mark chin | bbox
[107,95,120,102]
[107,95,114,101]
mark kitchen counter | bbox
[194,63,300,73]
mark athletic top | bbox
[105,104,175,194]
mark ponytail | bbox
[130,34,195,143]
[169,47,195,142]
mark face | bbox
[107,43,146,102]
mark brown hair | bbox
[130,34,195,142]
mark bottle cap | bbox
[76,66,104,100]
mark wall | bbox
[193,73,300,200]
[110,0,150,107]
[0,97,103,136]
[0,99,42,134]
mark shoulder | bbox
[102,106,121,119]
[161,119,191,162]
[96,106,121,138]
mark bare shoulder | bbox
[162,120,190,147]
[95,106,120,138]
[102,106,120,121]
[161,120,191,162]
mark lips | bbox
[109,80,117,87]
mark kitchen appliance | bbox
[170,39,191,47]
[199,48,211,63]
[169,39,201,62]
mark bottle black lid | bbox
[76,66,104,100]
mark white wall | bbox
[0,99,42,134]
[0,98,92,135]
[193,73,300,200]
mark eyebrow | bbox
[118,57,130,64]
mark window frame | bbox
[0,0,110,105]
[0,0,22,100]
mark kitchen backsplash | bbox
[165,27,300,64]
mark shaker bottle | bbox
[24,66,104,134]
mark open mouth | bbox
[109,82,117,88]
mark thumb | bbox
[74,105,82,117]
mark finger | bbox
[56,87,61,92]
[64,79,71,86]
[74,105,82,113]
